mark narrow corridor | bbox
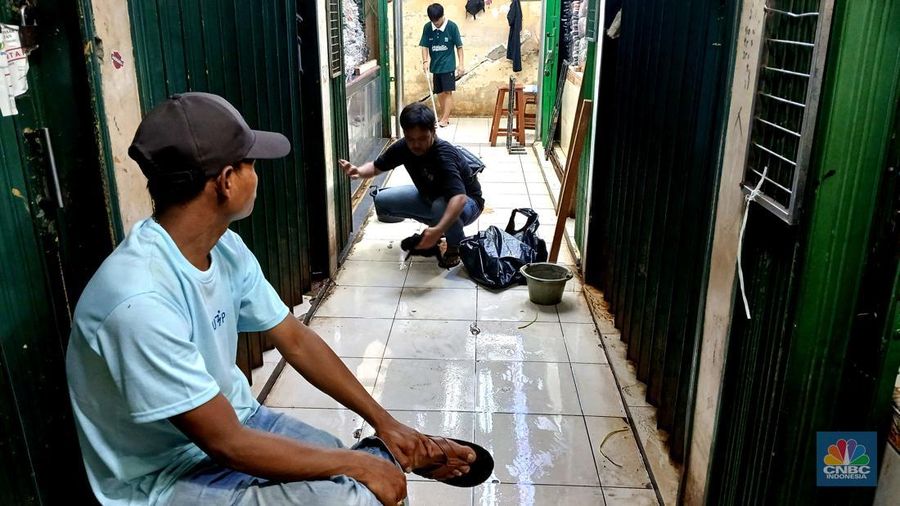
[261,118,665,505]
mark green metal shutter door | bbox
[1,124,92,505]
[585,0,736,462]
[0,0,120,501]
[129,0,312,305]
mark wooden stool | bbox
[489,84,526,146]
[524,90,537,130]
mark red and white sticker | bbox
[111,50,124,69]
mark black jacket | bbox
[507,0,523,72]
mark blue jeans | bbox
[374,185,481,246]
[166,406,405,506]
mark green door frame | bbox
[326,0,353,253]
[540,0,562,143]
[864,108,900,434]
[573,38,598,251]
[77,0,124,243]
[378,0,392,137]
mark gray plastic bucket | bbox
[520,263,574,305]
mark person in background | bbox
[420,3,465,127]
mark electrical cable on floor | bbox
[737,165,768,319]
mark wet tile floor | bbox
[262,118,665,505]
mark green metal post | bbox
[378,0,392,136]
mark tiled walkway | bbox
[262,118,662,505]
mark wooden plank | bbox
[549,99,593,262]
[489,89,504,146]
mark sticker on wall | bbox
[0,24,29,117]
[111,50,124,70]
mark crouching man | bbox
[340,103,484,267]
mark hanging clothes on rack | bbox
[506,0,523,72]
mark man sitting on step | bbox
[339,103,484,268]
[65,93,491,506]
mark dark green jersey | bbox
[419,20,463,74]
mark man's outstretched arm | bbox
[170,393,406,505]
[265,315,397,432]
[339,159,380,180]
[263,315,438,472]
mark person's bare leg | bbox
[437,92,449,127]
[439,91,454,126]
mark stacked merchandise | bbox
[342,0,369,82]
[560,0,573,65]
[561,0,589,69]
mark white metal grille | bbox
[741,0,835,224]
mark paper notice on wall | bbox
[0,24,29,117]
[0,35,15,116]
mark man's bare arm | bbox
[169,393,406,505]
[434,194,467,233]
[263,315,437,473]
[421,47,431,72]
[418,194,468,249]
[339,159,380,179]
[264,315,395,430]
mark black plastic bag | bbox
[505,208,548,262]
[460,208,548,289]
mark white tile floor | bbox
[263,118,662,505]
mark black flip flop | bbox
[400,233,442,260]
[413,436,494,488]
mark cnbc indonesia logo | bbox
[823,439,870,477]
[817,432,877,487]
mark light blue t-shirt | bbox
[66,218,289,505]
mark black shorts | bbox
[433,72,456,94]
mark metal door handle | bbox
[543,50,554,76]
[41,128,64,208]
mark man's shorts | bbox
[433,72,456,94]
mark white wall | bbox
[683,1,766,503]
[397,0,542,116]
[90,0,151,234]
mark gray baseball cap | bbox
[128,92,291,184]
